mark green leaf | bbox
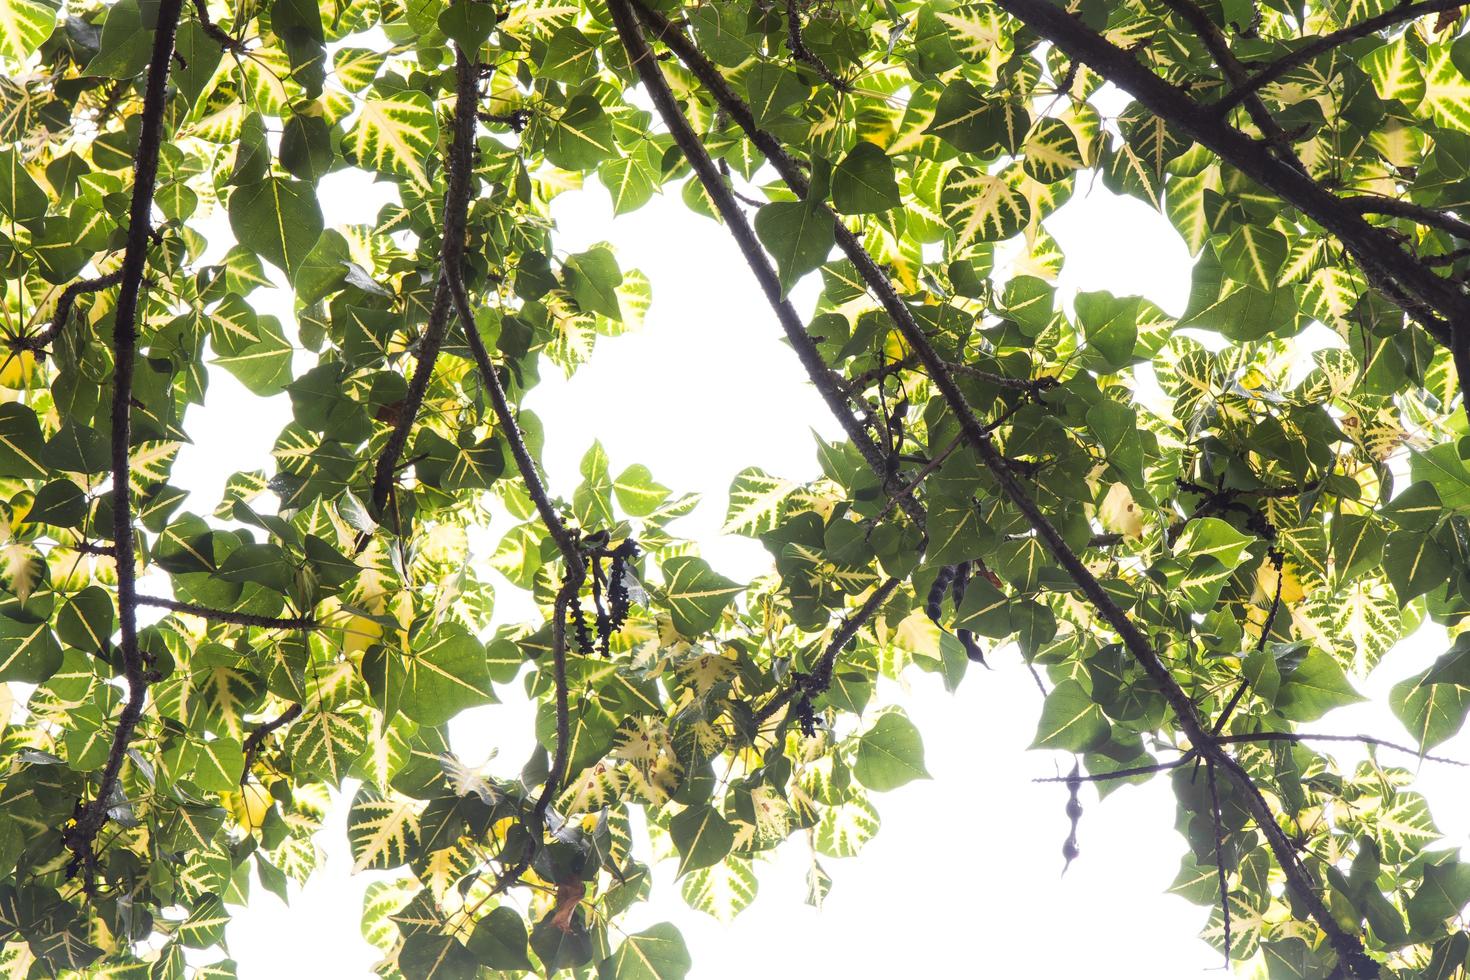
[1031,679,1110,752]
[754,200,834,297]
[941,168,1030,252]
[229,178,325,279]
[854,708,930,792]
[0,0,54,63]
[1384,528,1453,604]
[564,247,624,320]
[831,142,900,215]
[468,907,532,972]
[366,622,495,726]
[598,923,691,980]
[668,805,734,877]
[1277,649,1365,722]
[347,91,440,187]
[660,556,741,636]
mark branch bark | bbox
[437,48,585,897]
[991,0,1469,405]
[64,0,186,886]
[627,3,1380,973]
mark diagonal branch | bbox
[240,703,304,782]
[1157,0,1304,169]
[753,577,901,726]
[607,0,926,534]
[991,0,1470,383]
[370,266,452,527]
[1218,0,1470,113]
[627,3,1380,973]
[64,0,186,888]
[783,0,849,93]
[1206,761,1232,968]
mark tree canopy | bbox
[0,0,1468,975]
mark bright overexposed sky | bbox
[165,164,1470,978]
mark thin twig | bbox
[1216,732,1468,766]
[136,595,316,630]
[1345,196,1470,243]
[1218,0,1470,112]
[240,703,304,782]
[1033,756,1190,783]
[1207,761,1233,968]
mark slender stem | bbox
[1216,732,1468,766]
[240,703,304,782]
[631,5,1379,973]
[1033,756,1191,783]
[1218,0,1470,112]
[136,595,315,630]
[1207,761,1233,968]
[64,0,186,886]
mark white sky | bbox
[167,170,1470,978]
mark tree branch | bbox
[240,703,304,782]
[12,271,123,356]
[64,0,186,888]
[754,577,901,726]
[991,0,1469,383]
[136,595,316,630]
[189,0,249,55]
[1218,0,1470,113]
[783,0,849,93]
[1216,732,1468,766]
[632,3,1380,972]
[606,0,927,534]
[438,48,585,898]
[370,268,452,526]
[1345,195,1470,243]
[1158,0,1305,168]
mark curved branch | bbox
[12,271,123,356]
[240,703,304,782]
[1216,731,1469,766]
[64,0,186,887]
[783,0,849,93]
[1218,0,1470,112]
